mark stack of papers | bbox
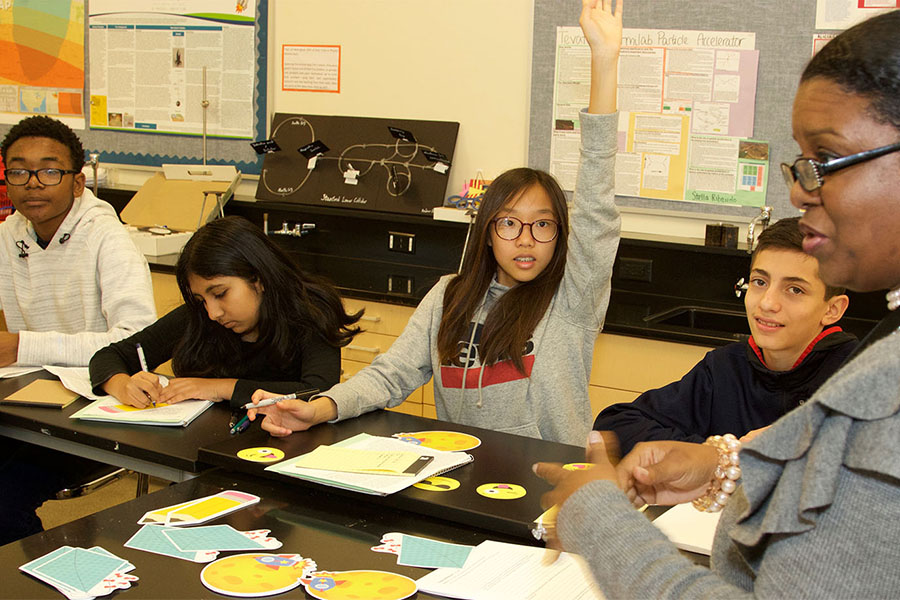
[651,502,721,555]
[43,366,108,401]
[266,433,474,496]
[416,540,603,600]
[19,546,137,600]
[0,365,43,379]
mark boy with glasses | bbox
[0,115,155,367]
[0,116,156,545]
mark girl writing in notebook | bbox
[89,216,360,408]
[250,0,623,445]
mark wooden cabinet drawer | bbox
[422,378,435,406]
[590,333,711,393]
[387,403,423,417]
[340,358,368,382]
[150,271,184,317]
[340,358,424,404]
[341,331,397,364]
[343,298,415,337]
[588,385,640,421]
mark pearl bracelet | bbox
[692,433,742,513]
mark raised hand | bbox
[580,0,624,114]
[580,0,624,60]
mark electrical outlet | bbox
[388,231,415,254]
[618,257,653,282]
[387,275,414,295]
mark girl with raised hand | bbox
[89,216,360,408]
[251,0,623,446]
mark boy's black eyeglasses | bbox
[780,141,900,192]
[4,168,80,186]
[493,216,559,243]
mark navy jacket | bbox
[593,327,858,455]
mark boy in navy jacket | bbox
[594,217,857,454]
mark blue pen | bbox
[230,414,250,435]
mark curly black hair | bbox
[802,10,900,132]
[1,115,85,171]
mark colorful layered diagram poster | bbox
[0,0,85,127]
[88,0,256,138]
[551,26,767,208]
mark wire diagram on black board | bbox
[255,113,459,216]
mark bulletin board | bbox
[529,0,839,220]
[0,0,268,175]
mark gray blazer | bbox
[559,326,900,598]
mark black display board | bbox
[255,113,459,216]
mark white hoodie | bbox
[0,188,156,366]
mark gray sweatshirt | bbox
[558,324,900,598]
[324,111,621,446]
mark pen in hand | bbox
[135,343,155,408]
[241,388,319,410]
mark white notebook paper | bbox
[416,540,604,600]
[651,502,721,556]
[266,433,473,496]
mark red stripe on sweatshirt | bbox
[440,354,536,389]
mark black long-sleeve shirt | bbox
[88,304,340,408]
[593,327,858,455]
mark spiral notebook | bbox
[266,433,474,496]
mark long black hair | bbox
[172,216,360,378]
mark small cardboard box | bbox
[121,166,241,256]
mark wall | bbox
[52,1,813,240]
[268,0,534,197]
[109,0,786,241]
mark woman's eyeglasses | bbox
[4,168,80,186]
[781,141,900,192]
[493,216,559,243]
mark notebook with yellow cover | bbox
[1,380,79,409]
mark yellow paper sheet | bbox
[293,446,425,475]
